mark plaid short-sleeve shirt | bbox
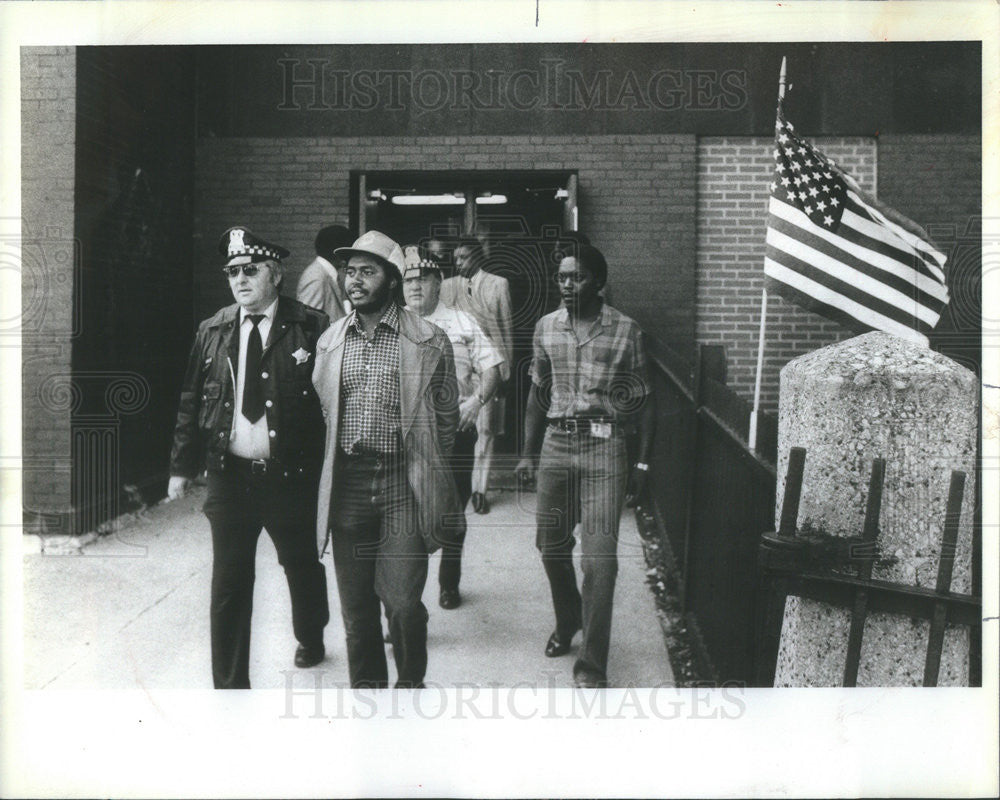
[529,302,651,420]
[339,303,402,454]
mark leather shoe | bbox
[573,671,608,689]
[439,588,462,609]
[471,492,490,514]
[294,642,325,668]
[544,629,576,657]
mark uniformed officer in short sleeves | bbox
[168,226,330,689]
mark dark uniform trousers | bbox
[203,461,329,689]
[438,426,477,592]
[329,449,429,689]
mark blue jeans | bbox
[329,450,429,688]
[535,427,628,683]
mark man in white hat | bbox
[311,230,463,688]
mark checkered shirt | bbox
[529,302,652,419]
[339,303,402,455]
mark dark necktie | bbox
[242,314,265,423]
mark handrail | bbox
[697,405,777,479]
[647,347,696,405]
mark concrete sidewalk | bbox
[23,478,673,690]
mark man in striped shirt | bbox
[515,244,656,689]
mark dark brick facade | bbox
[193,135,698,357]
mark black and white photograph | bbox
[2,1,997,797]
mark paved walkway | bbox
[23,477,672,690]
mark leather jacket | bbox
[170,295,329,478]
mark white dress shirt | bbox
[229,298,277,459]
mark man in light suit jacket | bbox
[312,230,463,689]
[439,238,513,514]
[296,224,354,323]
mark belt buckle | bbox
[565,418,581,434]
[250,459,268,476]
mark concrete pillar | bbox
[773,331,978,686]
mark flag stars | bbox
[823,215,834,226]
[781,176,791,186]
[804,204,813,214]
[778,133,789,144]
[829,197,840,207]
[816,200,827,211]
[809,186,819,197]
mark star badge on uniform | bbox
[292,347,312,365]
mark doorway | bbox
[352,169,579,458]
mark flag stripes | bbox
[762,264,929,344]
[843,192,947,284]
[765,106,949,344]
[767,198,948,316]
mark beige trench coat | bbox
[312,305,464,556]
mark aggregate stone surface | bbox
[772,332,978,687]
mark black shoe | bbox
[471,492,489,514]
[294,642,325,668]
[573,671,607,689]
[544,629,576,657]
[439,588,462,609]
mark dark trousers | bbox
[535,429,628,683]
[203,466,329,689]
[438,427,477,592]
[329,451,429,688]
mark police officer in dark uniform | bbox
[168,226,330,689]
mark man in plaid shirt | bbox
[312,231,463,689]
[515,244,656,689]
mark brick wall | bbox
[193,135,698,357]
[696,137,876,410]
[20,47,76,529]
[878,135,982,379]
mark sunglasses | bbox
[221,263,268,278]
[554,272,589,285]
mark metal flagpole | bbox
[749,56,788,454]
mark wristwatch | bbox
[634,462,649,472]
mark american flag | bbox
[764,104,949,345]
